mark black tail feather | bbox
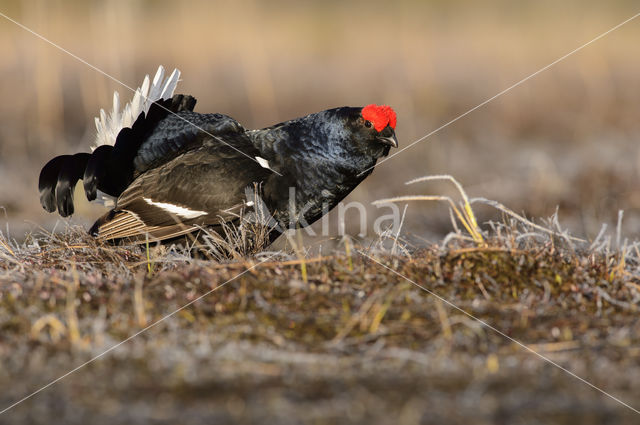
[39,155,69,213]
[39,153,89,215]
[39,94,198,217]
[54,153,91,217]
[83,144,113,201]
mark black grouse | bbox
[38,66,398,245]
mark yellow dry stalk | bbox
[285,227,308,283]
[344,236,354,271]
[330,290,382,345]
[434,298,452,340]
[145,234,154,277]
[411,175,483,244]
[180,310,196,323]
[0,236,16,257]
[300,260,308,283]
[375,194,484,245]
[375,174,484,245]
[457,203,483,244]
[463,202,482,241]
[134,278,147,327]
[296,226,308,283]
[486,353,500,374]
[31,314,67,342]
[368,298,392,334]
[609,242,627,282]
[66,262,81,347]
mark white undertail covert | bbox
[92,66,181,150]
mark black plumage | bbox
[38,94,398,246]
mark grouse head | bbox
[277,104,397,165]
[320,103,398,170]
[357,103,398,156]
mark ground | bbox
[1,225,639,425]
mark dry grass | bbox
[1,204,640,423]
[2,1,640,240]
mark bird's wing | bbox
[85,96,249,199]
[132,111,246,174]
[84,95,201,198]
[39,95,197,216]
[39,94,250,218]
[92,141,273,242]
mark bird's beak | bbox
[376,132,398,148]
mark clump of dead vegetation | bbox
[1,178,640,424]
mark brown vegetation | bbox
[1,220,640,424]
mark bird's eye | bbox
[364,120,372,128]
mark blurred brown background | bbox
[1,0,640,243]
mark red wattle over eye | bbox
[361,104,397,132]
